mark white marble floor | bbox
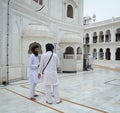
[0,67,120,113]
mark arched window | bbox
[33,0,43,5]
[99,48,104,60]
[116,28,120,42]
[28,42,42,54]
[64,46,74,59]
[85,33,89,44]
[99,31,104,43]
[105,48,111,60]
[93,32,97,43]
[65,47,74,54]
[77,47,82,54]
[105,30,111,42]
[93,49,97,59]
[115,48,120,60]
[67,5,73,18]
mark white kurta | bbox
[38,51,59,85]
[29,53,39,84]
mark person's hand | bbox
[38,73,41,79]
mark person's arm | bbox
[29,55,38,69]
[38,55,44,74]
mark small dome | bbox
[60,33,82,43]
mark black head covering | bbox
[46,43,54,52]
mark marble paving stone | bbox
[0,68,120,113]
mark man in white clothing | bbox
[38,43,62,104]
[88,53,93,70]
[29,45,39,101]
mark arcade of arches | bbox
[84,28,120,44]
[28,43,82,60]
[84,28,120,61]
[93,48,120,60]
[63,46,82,60]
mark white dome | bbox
[60,33,82,43]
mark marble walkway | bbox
[0,67,120,113]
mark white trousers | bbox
[30,82,37,98]
[45,85,60,103]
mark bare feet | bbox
[30,97,36,101]
[46,101,52,104]
[56,99,62,104]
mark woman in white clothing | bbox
[38,43,62,104]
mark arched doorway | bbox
[99,31,104,43]
[116,28,120,42]
[105,30,111,42]
[85,33,89,44]
[77,47,82,60]
[99,48,104,60]
[64,46,74,59]
[105,48,111,60]
[77,47,82,54]
[28,42,42,61]
[93,32,97,43]
[28,42,42,54]
[116,48,120,60]
[93,49,97,59]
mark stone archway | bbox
[77,47,82,54]
[64,46,74,59]
[116,28,120,42]
[93,32,97,43]
[99,31,104,43]
[99,48,104,60]
[105,30,111,42]
[85,33,89,44]
[105,48,111,60]
[93,49,97,59]
[116,48,120,60]
[28,42,42,54]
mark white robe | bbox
[38,51,59,85]
[29,53,39,84]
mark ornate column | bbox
[111,27,116,42]
[111,47,115,61]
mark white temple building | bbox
[0,0,83,84]
[84,16,120,69]
[0,0,120,85]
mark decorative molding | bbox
[64,0,78,8]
